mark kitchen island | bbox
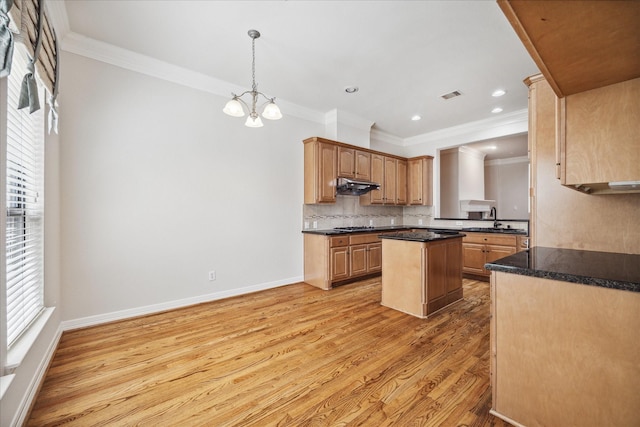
[485,247,640,427]
[380,231,464,318]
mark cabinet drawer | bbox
[350,233,380,245]
[330,236,349,247]
[463,233,517,247]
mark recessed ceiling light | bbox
[411,115,421,121]
[492,89,507,97]
[487,145,497,150]
[344,86,359,94]
[491,107,503,114]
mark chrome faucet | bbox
[490,207,501,228]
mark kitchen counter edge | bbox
[485,246,640,293]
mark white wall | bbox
[485,157,529,220]
[59,52,323,323]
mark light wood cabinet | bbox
[303,137,410,205]
[304,232,384,290]
[381,237,463,318]
[361,155,407,205]
[462,233,517,279]
[304,138,337,204]
[338,147,371,181]
[556,77,640,193]
[407,156,433,205]
[491,271,640,426]
[396,159,407,205]
[383,157,397,203]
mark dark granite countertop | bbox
[302,226,526,236]
[379,231,465,243]
[302,225,424,236]
[485,246,640,293]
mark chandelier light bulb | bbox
[245,115,264,128]
[262,101,282,120]
[223,98,245,117]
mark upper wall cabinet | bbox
[498,0,640,98]
[556,78,640,193]
[303,137,433,205]
[408,156,434,206]
[304,137,337,204]
[338,147,371,181]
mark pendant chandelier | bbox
[223,29,282,128]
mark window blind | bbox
[5,43,44,347]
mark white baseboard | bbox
[61,276,304,331]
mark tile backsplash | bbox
[303,196,433,230]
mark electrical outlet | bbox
[455,221,463,226]
[369,219,374,226]
[304,221,309,229]
[391,218,395,225]
[312,221,318,229]
[208,271,216,281]
[418,219,423,225]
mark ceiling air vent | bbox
[441,90,462,100]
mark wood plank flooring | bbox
[27,278,510,426]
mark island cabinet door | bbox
[330,247,350,281]
[349,244,368,276]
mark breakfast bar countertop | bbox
[485,246,640,293]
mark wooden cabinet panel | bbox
[355,150,371,181]
[367,243,382,273]
[384,157,397,204]
[330,247,349,281]
[463,233,519,278]
[558,77,640,191]
[338,147,356,178]
[462,243,486,275]
[304,139,337,204]
[350,244,368,276]
[486,245,516,264]
[382,238,463,318]
[366,154,385,204]
[408,156,433,206]
[338,148,371,181]
[396,159,407,205]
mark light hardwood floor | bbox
[27,278,510,426]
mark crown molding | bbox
[61,32,325,125]
[403,109,528,147]
[370,128,404,146]
[324,109,374,131]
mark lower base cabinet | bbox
[304,233,383,290]
[462,233,520,279]
[381,237,463,318]
[491,271,640,426]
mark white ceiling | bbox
[61,0,539,142]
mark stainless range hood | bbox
[336,177,380,196]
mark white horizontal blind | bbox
[5,44,44,347]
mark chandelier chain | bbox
[251,37,257,92]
